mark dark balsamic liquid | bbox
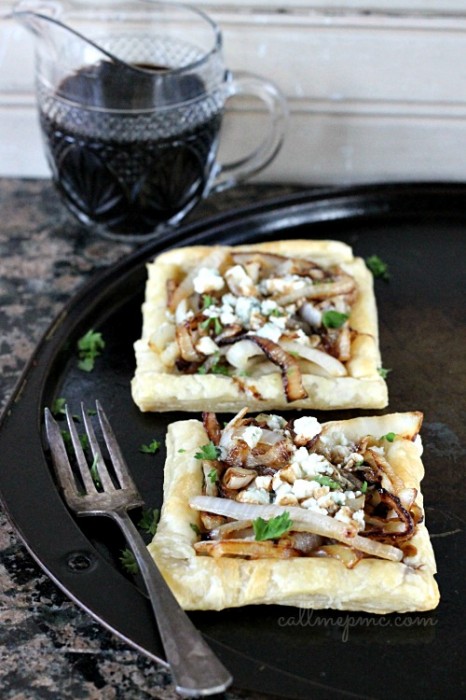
[40,61,222,236]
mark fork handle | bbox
[111,509,232,697]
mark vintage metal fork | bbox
[44,400,232,698]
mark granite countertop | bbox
[0,178,304,700]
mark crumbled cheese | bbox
[255,322,282,343]
[352,509,365,529]
[260,274,307,295]
[193,267,224,294]
[236,487,270,505]
[264,414,287,431]
[225,265,256,296]
[255,475,272,490]
[293,415,322,442]
[235,296,260,325]
[300,497,327,515]
[334,506,354,524]
[291,478,320,500]
[331,491,347,506]
[241,425,263,449]
[291,448,332,476]
[269,313,287,330]
[261,299,279,315]
[195,336,219,356]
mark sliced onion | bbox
[189,496,403,562]
[275,274,356,306]
[281,340,347,377]
[313,544,363,569]
[148,322,175,352]
[247,335,308,402]
[168,248,229,312]
[194,539,300,559]
[203,412,222,445]
[175,323,203,362]
[225,339,264,369]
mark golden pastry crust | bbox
[131,240,388,412]
[149,413,439,613]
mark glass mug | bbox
[13,0,288,241]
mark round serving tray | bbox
[0,183,464,699]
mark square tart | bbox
[148,411,440,614]
[131,240,388,412]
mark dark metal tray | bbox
[0,183,465,699]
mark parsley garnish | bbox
[378,366,392,379]
[253,512,293,541]
[194,442,221,461]
[322,310,349,329]
[138,508,159,536]
[139,439,161,454]
[77,329,105,372]
[60,429,89,450]
[207,468,218,484]
[51,397,66,417]
[366,255,390,281]
[311,474,341,489]
[190,523,201,536]
[382,432,396,442]
[361,481,368,493]
[89,454,101,487]
[178,448,187,453]
[120,548,138,575]
[202,294,215,309]
[200,316,223,335]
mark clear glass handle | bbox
[211,71,288,192]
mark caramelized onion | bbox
[189,496,403,561]
[281,340,347,377]
[203,412,222,445]
[175,322,203,362]
[274,273,356,306]
[246,335,308,402]
[194,539,300,559]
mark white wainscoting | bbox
[2,2,466,184]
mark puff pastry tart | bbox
[131,240,388,412]
[149,410,440,613]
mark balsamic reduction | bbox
[40,61,222,236]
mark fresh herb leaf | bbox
[311,474,341,489]
[270,308,285,317]
[382,432,396,443]
[139,439,161,454]
[361,481,368,493]
[138,508,160,536]
[200,316,223,335]
[322,310,349,329]
[366,255,390,281]
[178,448,187,453]
[210,362,231,376]
[77,329,105,372]
[253,512,293,541]
[194,442,221,461]
[378,366,392,379]
[60,429,88,450]
[190,523,201,536]
[51,397,66,417]
[202,294,215,309]
[207,468,218,484]
[89,454,101,487]
[120,548,138,575]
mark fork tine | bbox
[95,400,138,491]
[79,403,116,493]
[44,408,84,504]
[65,405,99,494]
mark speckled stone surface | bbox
[0,178,301,700]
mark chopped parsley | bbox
[311,474,341,489]
[77,329,105,372]
[382,432,396,443]
[378,366,392,379]
[89,454,101,487]
[51,397,66,417]
[194,442,221,461]
[190,523,201,536]
[138,508,160,536]
[120,548,138,575]
[361,481,368,493]
[207,468,218,484]
[253,512,293,541]
[200,316,223,335]
[201,294,215,309]
[321,310,349,329]
[60,429,89,451]
[139,439,161,455]
[178,448,187,454]
[366,255,390,281]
